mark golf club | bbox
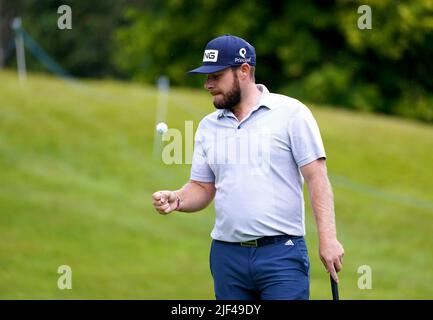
[330,275,339,300]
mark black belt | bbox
[216,235,301,247]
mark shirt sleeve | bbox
[190,124,215,182]
[288,106,326,168]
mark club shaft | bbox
[330,275,339,300]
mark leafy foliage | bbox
[2,0,432,121]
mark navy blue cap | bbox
[188,34,256,74]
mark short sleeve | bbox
[288,107,326,168]
[190,126,215,182]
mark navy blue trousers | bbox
[210,235,310,300]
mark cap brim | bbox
[188,65,230,74]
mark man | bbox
[152,34,344,300]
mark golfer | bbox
[152,34,344,300]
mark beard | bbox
[213,73,241,110]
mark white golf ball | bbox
[156,122,168,134]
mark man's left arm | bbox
[300,158,344,282]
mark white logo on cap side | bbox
[203,50,218,62]
[239,48,246,58]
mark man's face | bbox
[204,68,241,110]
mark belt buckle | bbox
[240,239,258,247]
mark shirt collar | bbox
[217,84,272,119]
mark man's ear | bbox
[239,63,250,80]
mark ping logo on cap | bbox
[203,50,218,62]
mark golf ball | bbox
[156,122,168,134]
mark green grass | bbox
[1,70,432,299]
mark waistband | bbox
[214,235,302,247]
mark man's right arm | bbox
[151,180,216,215]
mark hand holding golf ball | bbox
[152,190,177,214]
[156,122,168,134]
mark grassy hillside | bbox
[0,70,432,299]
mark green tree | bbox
[5,0,128,77]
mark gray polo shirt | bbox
[190,84,326,242]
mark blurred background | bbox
[0,0,432,299]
